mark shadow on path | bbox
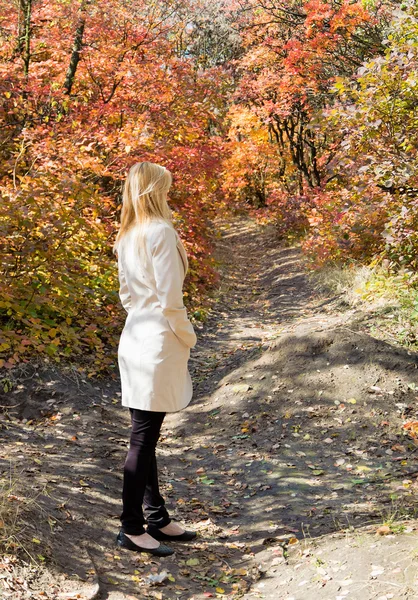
[1,215,418,600]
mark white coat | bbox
[116,219,197,412]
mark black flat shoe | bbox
[116,530,175,556]
[146,523,197,542]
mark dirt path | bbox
[1,216,418,600]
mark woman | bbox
[113,161,198,557]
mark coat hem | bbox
[121,396,192,413]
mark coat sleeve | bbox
[117,254,132,314]
[150,225,197,349]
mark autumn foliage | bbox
[224,0,418,271]
[1,0,418,372]
[0,0,227,372]
[303,4,418,268]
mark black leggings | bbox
[120,408,171,535]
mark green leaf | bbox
[199,476,215,485]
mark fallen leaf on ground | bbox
[376,525,391,536]
[145,571,169,585]
[232,384,250,393]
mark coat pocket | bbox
[140,330,189,363]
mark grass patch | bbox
[0,465,49,563]
[309,263,418,349]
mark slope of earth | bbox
[1,216,418,600]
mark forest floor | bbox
[1,215,418,600]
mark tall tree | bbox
[64,0,89,95]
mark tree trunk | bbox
[18,0,32,78]
[63,1,89,95]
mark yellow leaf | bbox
[32,538,41,544]
[216,588,225,594]
[234,567,248,576]
[347,398,357,404]
[376,525,391,536]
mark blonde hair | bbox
[113,161,173,260]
